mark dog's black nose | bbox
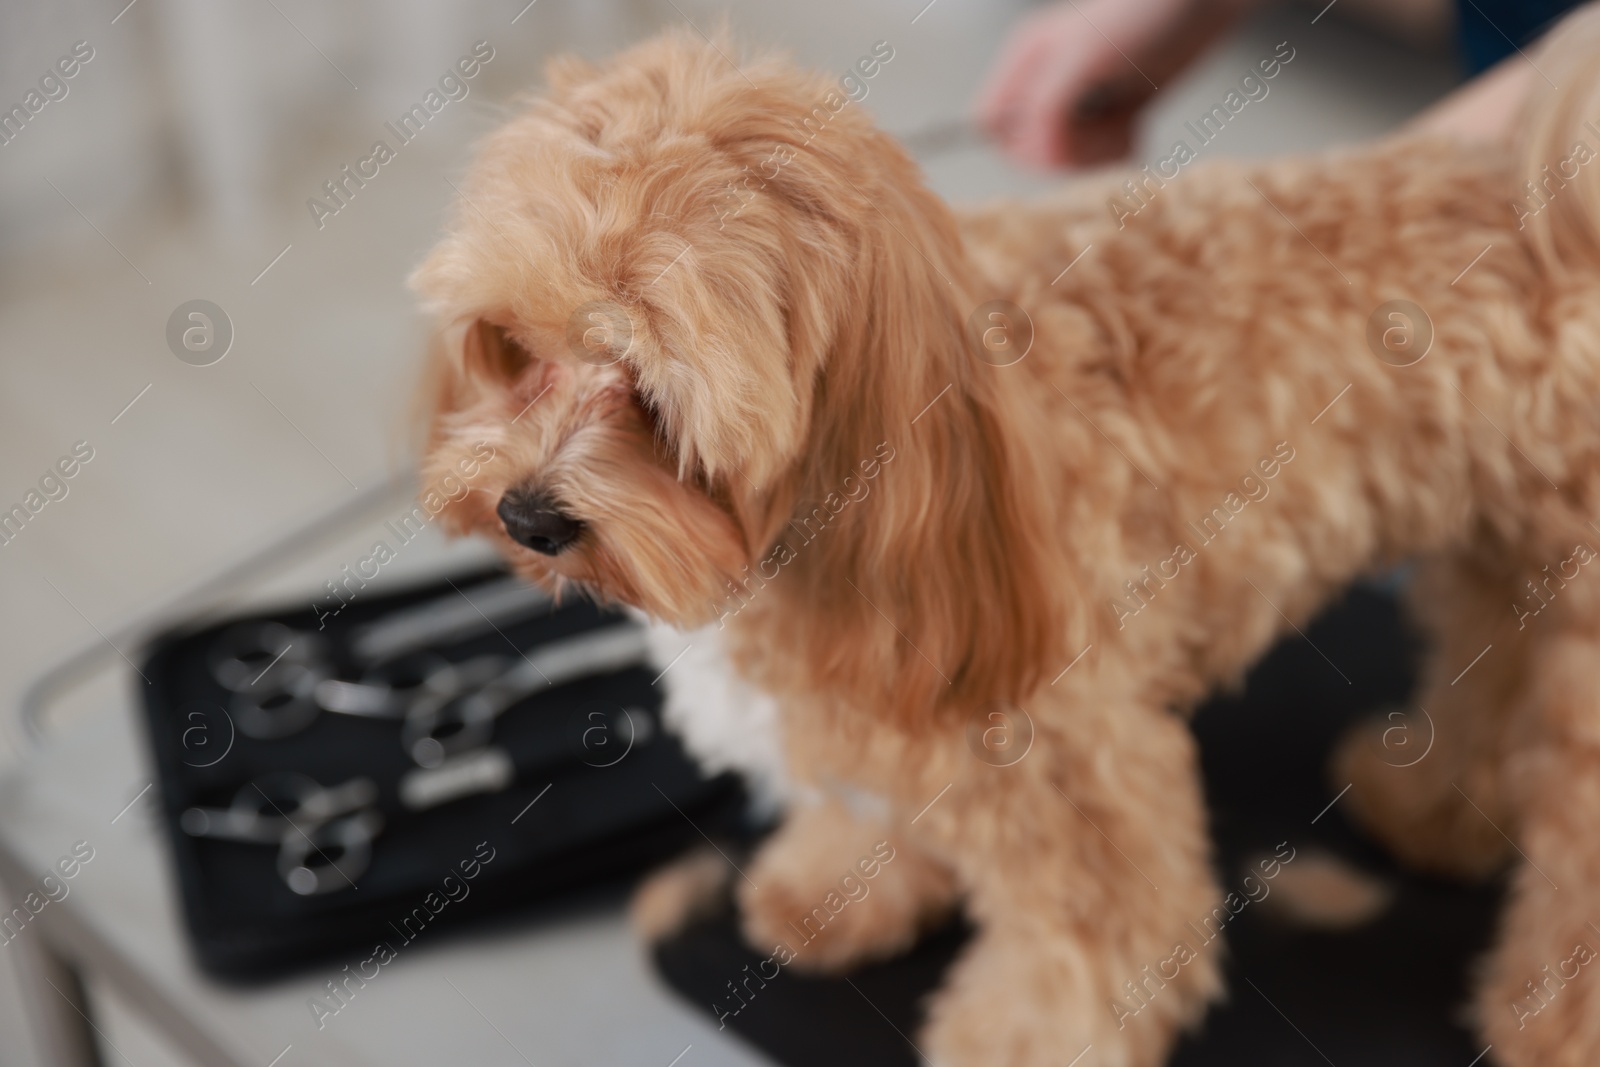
[497,489,582,555]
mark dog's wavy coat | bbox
[415,12,1600,1065]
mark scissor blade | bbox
[350,576,550,662]
[473,624,652,716]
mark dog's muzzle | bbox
[497,488,583,555]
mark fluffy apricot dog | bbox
[414,11,1600,1065]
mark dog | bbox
[413,12,1600,1065]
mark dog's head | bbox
[415,32,913,619]
[414,31,1069,712]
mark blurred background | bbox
[0,0,1466,1063]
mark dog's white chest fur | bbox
[637,616,789,813]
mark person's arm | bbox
[1406,52,1535,144]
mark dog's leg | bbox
[917,701,1222,1067]
[738,796,960,973]
[1334,554,1523,879]
[1474,630,1600,1065]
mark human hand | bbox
[977,0,1257,169]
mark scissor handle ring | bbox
[401,693,498,769]
[208,622,328,692]
[232,663,325,739]
[277,809,382,896]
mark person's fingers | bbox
[977,0,1258,169]
[1065,82,1150,165]
[1011,52,1099,169]
[1065,111,1138,166]
[976,24,1052,137]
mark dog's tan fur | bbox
[414,12,1600,1064]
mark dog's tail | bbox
[1516,2,1600,272]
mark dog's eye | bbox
[464,319,533,383]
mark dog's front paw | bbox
[923,929,1214,1067]
[736,800,957,973]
